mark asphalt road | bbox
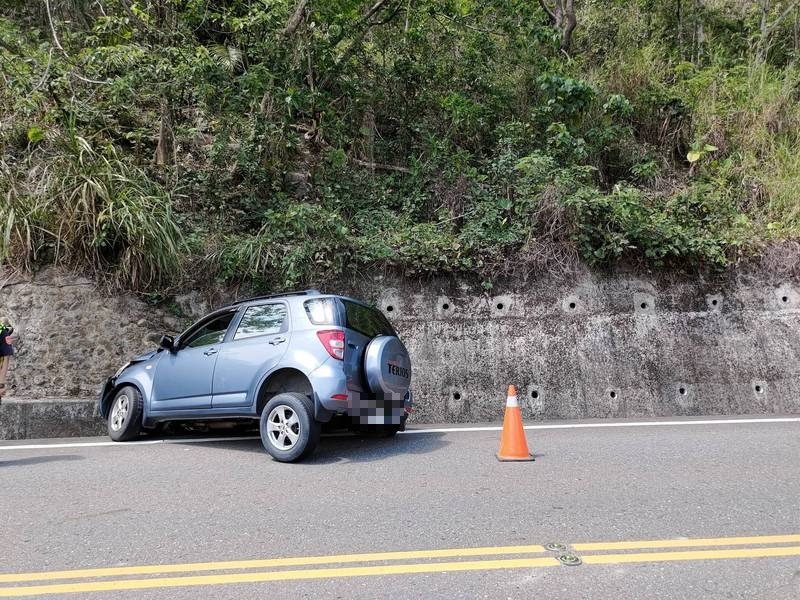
[0,417,798,599]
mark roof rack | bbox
[227,289,322,307]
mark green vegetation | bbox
[1,1,799,290]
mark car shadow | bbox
[0,454,85,467]
[304,431,450,465]
[172,430,450,464]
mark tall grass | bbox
[0,160,54,270]
[51,135,184,288]
[682,62,800,235]
[1,135,184,288]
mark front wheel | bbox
[260,393,321,462]
[107,385,143,442]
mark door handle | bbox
[269,337,287,346]
[204,348,218,356]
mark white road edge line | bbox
[401,417,800,434]
[0,436,261,451]
[0,418,798,451]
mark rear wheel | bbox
[107,385,143,442]
[260,393,321,462]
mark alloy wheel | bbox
[110,394,129,432]
[266,405,300,450]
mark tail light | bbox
[317,330,345,360]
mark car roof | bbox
[224,290,374,310]
[177,292,384,339]
[223,289,322,308]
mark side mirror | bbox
[159,335,175,352]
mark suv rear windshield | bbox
[343,300,396,339]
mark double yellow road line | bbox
[1,534,799,596]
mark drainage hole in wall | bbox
[496,303,504,310]
[781,296,788,303]
[568,302,576,310]
[609,390,617,399]
[386,305,394,312]
[711,299,718,306]
[755,385,763,394]
[679,387,687,395]
[442,303,450,310]
[640,302,648,310]
[531,390,539,400]
[453,392,462,400]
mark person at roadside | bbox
[0,320,14,403]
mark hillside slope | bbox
[1,1,799,291]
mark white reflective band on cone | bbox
[506,395,519,407]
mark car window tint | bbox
[343,300,396,339]
[234,304,288,340]
[183,312,235,348]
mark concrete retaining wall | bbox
[380,277,800,423]
[0,398,104,439]
[1,267,799,438]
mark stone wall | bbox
[375,274,800,422]
[1,266,799,434]
[0,269,195,399]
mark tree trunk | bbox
[361,106,376,176]
[759,1,800,59]
[693,0,704,63]
[154,95,173,167]
[283,0,308,36]
[760,0,771,42]
[695,20,705,62]
[537,1,578,55]
[561,0,577,53]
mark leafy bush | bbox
[212,203,350,288]
[562,184,750,266]
[1,1,799,291]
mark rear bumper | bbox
[311,358,413,426]
[346,389,411,427]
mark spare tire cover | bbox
[364,336,412,396]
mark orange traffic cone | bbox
[496,385,534,461]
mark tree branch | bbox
[350,157,411,174]
[361,0,392,26]
[768,0,800,35]
[44,0,67,57]
[371,2,404,26]
[537,0,557,24]
[319,0,395,89]
[561,0,577,52]
[72,71,113,85]
[30,48,54,94]
[283,0,308,36]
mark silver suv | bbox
[98,290,412,461]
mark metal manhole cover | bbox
[544,542,567,552]
[558,554,582,566]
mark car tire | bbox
[260,393,321,462]
[107,385,143,442]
